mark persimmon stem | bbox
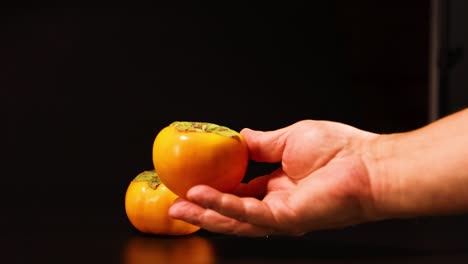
[133,170,161,189]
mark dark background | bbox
[3,2,468,263]
[439,0,468,116]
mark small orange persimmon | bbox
[124,170,200,236]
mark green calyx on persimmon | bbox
[170,121,241,138]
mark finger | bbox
[185,185,277,229]
[233,168,292,198]
[240,127,289,163]
[232,174,270,198]
[169,198,274,237]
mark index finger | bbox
[185,185,278,229]
[169,198,274,237]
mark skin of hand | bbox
[168,108,468,237]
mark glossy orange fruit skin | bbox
[125,171,201,236]
[152,122,249,198]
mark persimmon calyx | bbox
[170,121,240,138]
[133,170,161,189]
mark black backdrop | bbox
[9,3,464,254]
[5,3,429,180]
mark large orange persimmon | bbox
[152,121,249,198]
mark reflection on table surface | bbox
[4,210,468,264]
[123,233,216,264]
[119,229,468,264]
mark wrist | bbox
[355,109,468,223]
[360,132,404,220]
[364,124,468,219]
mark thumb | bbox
[240,127,288,163]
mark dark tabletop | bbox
[4,183,468,264]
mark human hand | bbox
[168,120,380,237]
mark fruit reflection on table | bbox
[123,233,216,264]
